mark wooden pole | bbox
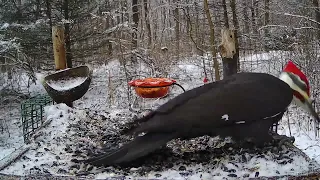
[52,26,67,71]
[218,28,238,78]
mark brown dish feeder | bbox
[128,77,185,98]
[41,66,92,106]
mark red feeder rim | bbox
[128,78,176,88]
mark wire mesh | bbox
[20,94,53,143]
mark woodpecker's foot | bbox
[271,133,295,147]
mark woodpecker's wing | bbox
[133,72,293,135]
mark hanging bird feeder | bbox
[128,77,185,98]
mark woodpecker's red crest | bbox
[282,60,310,101]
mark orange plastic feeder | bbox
[128,78,177,98]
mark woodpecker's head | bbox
[279,60,319,122]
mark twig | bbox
[287,111,292,137]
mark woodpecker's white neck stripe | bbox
[279,72,309,101]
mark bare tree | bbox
[222,0,229,28]
[204,0,220,81]
[64,0,72,68]
[230,0,239,70]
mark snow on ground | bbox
[1,52,320,179]
[0,71,46,161]
[0,105,23,161]
[0,104,86,175]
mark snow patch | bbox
[46,77,87,91]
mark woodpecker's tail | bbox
[86,132,177,166]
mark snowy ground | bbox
[1,52,320,179]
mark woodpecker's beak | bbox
[280,72,320,122]
[302,95,320,122]
[293,80,320,122]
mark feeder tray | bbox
[41,66,92,106]
[128,77,183,98]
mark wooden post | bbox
[218,28,237,78]
[52,26,67,71]
[52,26,73,107]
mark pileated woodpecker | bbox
[87,60,320,166]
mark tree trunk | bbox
[16,0,22,23]
[52,26,67,71]
[45,0,52,28]
[194,2,202,55]
[132,0,139,63]
[218,28,236,78]
[105,15,113,58]
[250,0,258,52]
[203,0,220,81]
[0,57,6,73]
[35,0,41,19]
[64,0,72,68]
[144,0,152,47]
[242,0,250,50]
[174,2,180,61]
[251,0,258,34]
[222,0,229,28]
[312,0,320,43]
[264,0,270,51]
[243,0,250,34]
[230,0,240,71]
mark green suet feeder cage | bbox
[21,94,53,143]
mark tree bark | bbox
[242,0,250,50]
[222,0,229,28]
[194,2,203,55]
[250,0,258,52]
[45,0,52,28]
[52,26,67,71]
[174,2,180,61]
[16,0,22,23]
[35,0,41,19]
[0,57,6,73]
[105,15,113,58]
[264,0,270,51]
[243,0,250,34]
[312,0,320,42]
[144,0,152,47]
[230,0,240,71]
[203,0,220,81]
[132,0,139,63]
[64,0,72,68]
